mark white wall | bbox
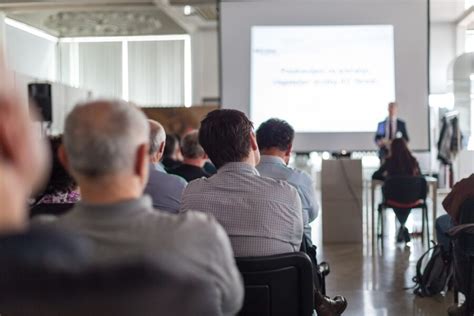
[5,24,56,81]
[430,23,457,94]
[192,29,219,104]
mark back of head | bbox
[256,118,295,151]
[148,120,166,157]
[63,100,149,178]
[388,138,417,175]
[199,109,253,169]
[41,136,76,196]
[180,130,205,159]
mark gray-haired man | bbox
[168,130,210,182]
[144,120,187,213]
[53,100,243,315]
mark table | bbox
[370,176,438,243]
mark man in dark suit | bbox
[374,102,409,160]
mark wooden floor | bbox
[312,210,455,316]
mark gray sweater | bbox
[52,196,243,316]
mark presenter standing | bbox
[374,102,409,160]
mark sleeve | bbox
[374,121,384,142]
[402,120,409,142]
[208,220,245,316]
[297,172,319,222]
[290,187,304,249]
[372,162,387,180]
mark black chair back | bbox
[29,203,75,218]
[382,176,428,204]
[236,252,314,316]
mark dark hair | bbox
[198,109,253,169]
[256,118,294,151]
[163,134,178,158]
[387,138,420,176]
[40,136,77,196]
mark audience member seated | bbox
[30,136,80,216]
[168,130,210,181]
[372,138,421,243]
[161,133,183,171]
[50,100,243,315]
[256,118,319,245]
[0,68,89,272]
[143,120,187,213]
[436,175,474,316]
[180,109,346,316]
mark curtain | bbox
[78,42,122,99]
[128,40,184,107]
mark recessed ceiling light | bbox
[184,5,193,16]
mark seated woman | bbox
[373,138,421,242]
[30,136,80,217]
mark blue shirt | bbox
[257,155,319,242]
[144,163,187,214]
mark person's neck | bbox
[261,149,287,162]
[182,158,205,168]
[77,174,143,205]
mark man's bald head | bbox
[148,119,166,157]
[63,100,149,178]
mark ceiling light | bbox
[184,5,193,16]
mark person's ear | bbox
[58,144,70,171]
[250,132,258,151]
[135,143,150,185]
[285,144,292,157]
[156,141,165,161]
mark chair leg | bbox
[465,256,473,316]
[425,206,430,246]
[421,207,425,245]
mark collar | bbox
[218,162,260,176]
[152,162,166,173]
[73,196,153,217]
[259,155,286,166]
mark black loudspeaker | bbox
[28,83,52,122]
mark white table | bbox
[370,176,438,243]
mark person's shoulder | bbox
[150,168,187,187]
[258,174,299,196]
[156,209,226,239]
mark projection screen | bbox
[220,0,429,152]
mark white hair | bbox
[63,100,149,178]
[148,120,166,156]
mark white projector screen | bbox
[220,0,429,152]
[251,25,395,133]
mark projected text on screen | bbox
[250,25,395,133]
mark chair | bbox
[0,260,220,316]
[451,197,474,315]
[29,203,75,218]
[236,252,314,316]
[377,176,429,246]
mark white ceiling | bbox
[0,0,468,37]
[430,0,466,23]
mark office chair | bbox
[377,175,429,246]
[451,197,474,316]
[236,252,314,316]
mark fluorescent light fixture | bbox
[184,35,192,107]
[184,5,193,16]
[5,17,57,42]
